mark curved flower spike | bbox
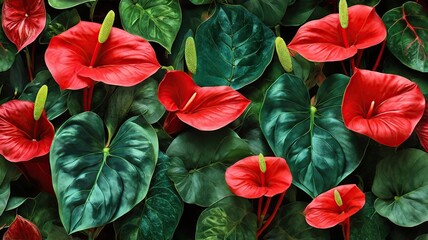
[304,184,365,229]
[288,5,386,62]
[45,21,160,90]
[225,156,292,199]
[158,70,251,134]
[342,68,425,147]
[0,100,54,162]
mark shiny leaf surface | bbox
[228,0,290,26]
[194,5,275,89]
[39,9,80,44]
[0,18,17,72]
[0,156,21,216]
[48,0,95,9]
[50,112,158,233]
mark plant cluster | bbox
[0,0,428,239]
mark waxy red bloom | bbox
[288,5,386,62]
[0,100,54,162]
[158,70,251,134]
[304,184,365,229]
[416,103,428,152]
[3,215,42,240]
[2,0,46,52]
[342,68,425,147]
[45,21,160,90]
[225,156,292,199]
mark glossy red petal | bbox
[342,69,425,147]
[3,215,42,240]
[158,71,200,111]
[1,0,46,52]
[176,86,251,131]
[288,5,385,62]
[17,155,54,194]
[0,100,54,162]
[45,21,160,90]
[163,112,188,135]
[304,184,365,229]
[416,103,428,151]
[225,156,292,199]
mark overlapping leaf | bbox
[48,0,95,9]
[50,112,158,233]
[194,5,275,89]
[260,73,366,197]
[0,16,17,72]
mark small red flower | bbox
[45,21,160,90]
[288,5,386,62]
[342,68,425,147]
[304,184,365,229]
[158,70,251,134]
[2,0,46,52]
[3,215,42,240]
[0,100,54,162]
[416,103,428,151]
[225,156,292,199]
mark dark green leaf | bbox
[189,0,211,4]
[372,148,428,227]
[260,74,366,197]
[195,196,257,240]
[119,0,182,53]
[281,0,320,26]
[194,5,275,89]
[0,54,28,101]
[0,156,21,216]
[350,192,390,240]
[48,0,95,9]
[67,83,108,115]
[382,2,428,72]
[167,129,252,207]
[348,0,380,6]
[39,9,80,44]
[228,0,290,26]
[171,29,193,71]
[114,152,183,240]
[416,234,428,240]
[19,70,68,120]
[264,202,330,240]
[50,112,158,233]
[0,17,17,72]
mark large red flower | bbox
[45,21,160,90]
[304,184,365,229]
[158,70,251,134]
[342,68,425,147]
[225,156,292,199]
[288,5,386,62]
[1,0,46,52]
[0,100,54,162]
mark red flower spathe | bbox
[225,156,292,199]
[158,70,251,134]
[342,68,425,147]
[304,184,365,229]
[3,215,42,240]
[1,0,46,52]
[45,21,160,90]
[288,5,386,62]
[0,100,54,162]
[416,103,428,152]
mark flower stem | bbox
[355,49,364,68]
[24,48,33,81]
[372,40,386,71]
[340,61,349,76]
[340,27,355,72]
[260,197,272,224]
[341,218,351,240]
[257,197,263,225]
[33,120,39,141]
[256,191,286,238]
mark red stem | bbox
[83,41,101,111]
[355,49,364,68]
[257,197,263,224]
[86,83,95,112]
[256,191,286,238]
[341,218,351,240]
[372,40,386,71]
[341,27,355,73]
[340,61,349,76]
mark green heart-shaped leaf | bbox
[119,0,182,53]
[167,129,252,207]
[50,112,158,233]
[383,2,428,72]
[114,152,183,240]
[39,9,80,44]
[228,0,291,26]
[0,18,17,72]
[350,192,390,240]
[19,70,68,120]
[260,73,366,197]
[194,5,275,89]
[48,0,95,9]
[195,196,256,240]
[372,148,428,227]
[0,156,21,216]
[280,0,319,26]
[264,202,330,240]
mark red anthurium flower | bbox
[304,184,365,229]
[0,100,54,162]
[225,156,292,199]
[288,5,386,62]
[342,68,425,147]
[416,103,428,152]
[158,70,251,134]
[45,21,160,90]
[2,0,46,52]
[16,155,54,194]
[3,215,42,240]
